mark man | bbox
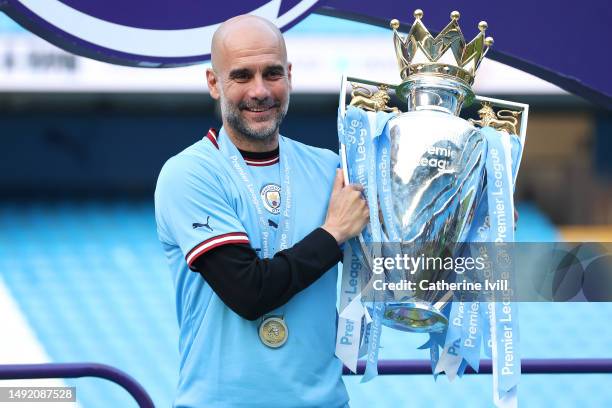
[155,15,369,408]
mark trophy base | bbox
[382,301,448,333]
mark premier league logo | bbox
[0,0,320,66]
[260,184,281,215]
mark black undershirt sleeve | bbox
[191,227,342,321]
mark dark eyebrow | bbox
[262,65,285,75]
[228,68,252,79]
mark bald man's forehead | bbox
[211,15,287,72]
[220,17,281,41]
[224,28,284,54]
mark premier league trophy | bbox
[335,10,527,396]
[336,10,528,406]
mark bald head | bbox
[205,15,292,150]
[211,15,287,73]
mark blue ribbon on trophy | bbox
[336,106,396,380]
[435,129,523,408]
[484,127,521,406]
[335,8,529,408]
[335,108,366,373]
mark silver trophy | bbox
[338,9,528,333]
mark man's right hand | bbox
[322,169,370,244]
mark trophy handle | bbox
[338,75,402,271]
[339,74,348,118]
[338,125,373,269]
[341,75,399,116]
[339,74,399,271]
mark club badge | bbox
[260,183,281,215]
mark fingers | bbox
[355,194,369,224]
[332,168,344,191]
[349,187,366,206]
[333,168,364,193]
[362,205,370,223]
[323,170,370,243]
[348,183,364,192]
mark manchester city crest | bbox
[260,183,281,215]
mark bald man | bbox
[155,15,368,408]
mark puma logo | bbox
[192,216,213,232]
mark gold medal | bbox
[259,316,288,348]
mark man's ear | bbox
[286,62,292,90]
[206,68,220,100]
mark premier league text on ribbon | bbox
[489,147,511,242]
[339,251,361,347]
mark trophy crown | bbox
[391,10,493,86]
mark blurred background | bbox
[0,11,611,408]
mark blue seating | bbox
[0,201,610,407]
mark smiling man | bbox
[209,17,290,151]
[154,15,369,408]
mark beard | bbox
[220,93,289,142]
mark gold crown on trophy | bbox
[390,9,494,86]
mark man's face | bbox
[207,26,291,142]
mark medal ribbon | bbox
[209,129,295,341]
[214,128,295,257]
